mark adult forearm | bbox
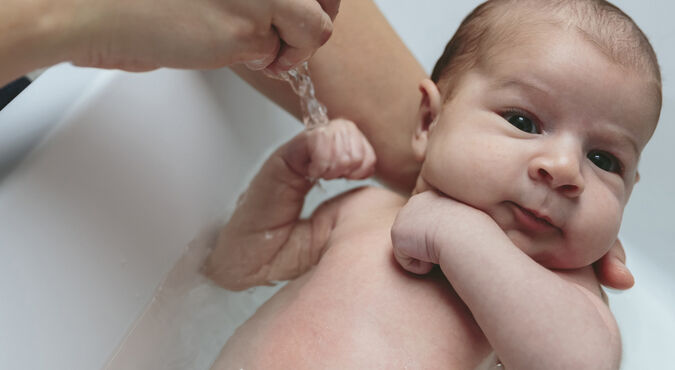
[0,0,76,85]
[205,145,313,290]
[206,119,374,290]
[233,0,426,193]
[226,146,313,235]
[3,0,337,87]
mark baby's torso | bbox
[213,187,493,369]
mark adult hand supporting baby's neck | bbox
[594,239,634,290]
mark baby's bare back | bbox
[212,187,492,369]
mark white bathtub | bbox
[1,1,674,369]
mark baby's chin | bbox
[504,229,605,270]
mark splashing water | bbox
[277,62,329,129]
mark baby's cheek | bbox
[424,145,507,205]
[572,192,623,265]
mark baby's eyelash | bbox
[587,150,625,175]
[500,108,542,134]
[502,108,539,122]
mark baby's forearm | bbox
[436,227,621,369]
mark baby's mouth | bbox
[508,202,559,233]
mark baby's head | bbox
[412,0,662,269]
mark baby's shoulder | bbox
[314,185,406,228]
[333,185,407,212]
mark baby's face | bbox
[420,27,660,269]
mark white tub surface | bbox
[2,1,674,369]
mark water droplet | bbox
[277,62,329,129]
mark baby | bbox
[205,0,661,368]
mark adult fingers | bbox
[317,0,341,20]
[265,43,312,73]
[243,30,281,70]
[268,0,333,71]
[594,239,635,290]
[273,0,333,49]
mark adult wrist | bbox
[1,0,86,84]
[42,0,103,67]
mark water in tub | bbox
[105,64,363,369]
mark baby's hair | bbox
[431,0,661,105]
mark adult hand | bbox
[68,0,339,73]
[2,0,339,85]
[594,240,635,290]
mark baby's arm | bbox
[205,119,375,291]
[391,191,620,370]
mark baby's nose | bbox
[528,140,585,197]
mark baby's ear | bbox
[634,171,641,184]
[412,79,442,162]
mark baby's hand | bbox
[283,119,377,181]
[391,191,499,275]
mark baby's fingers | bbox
[317,126,346,179]
[306,119,375,180]
[307,128,333,179]
[325,119,375,179]
[393,241,435,275]
[346,135,376,180]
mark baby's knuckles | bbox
[309,119,369,178]
[394,192,497,267]
[392,192,444,266]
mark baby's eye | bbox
[502,111,539,134]
[587,150,622,174]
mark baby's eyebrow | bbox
[495,77,642,154]
[493,77,551,97]
[599,126,640,157]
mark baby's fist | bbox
[391,191,496,275]
[391,191,446,275]
[285,119,376,181]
